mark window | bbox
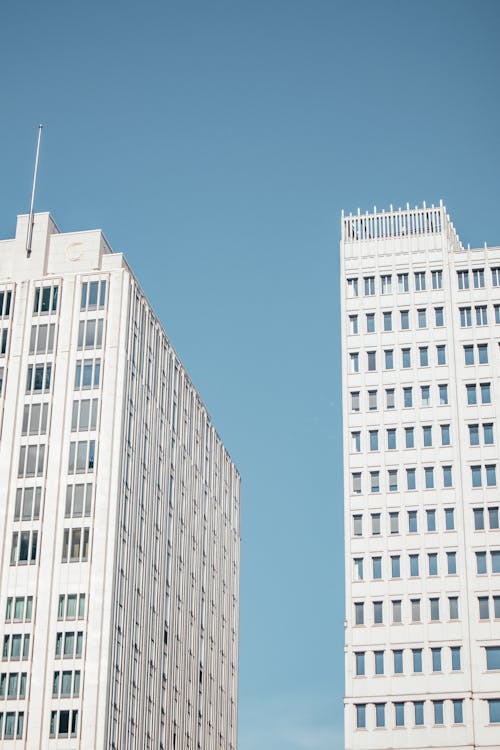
[384,349,394,369]
[430,597,440,621]
[29,323,56,354]
[74,358,101,390]
[467,384,477,404]
[402,348,411,368]
[405,427,414,448]
[478,343,488,364]
[486,647,500,670]
[476,551,487,574]
[473,268,485,288]
[366,313,375,332]
[373,601,383,624]
[433,700,444,725]
[77,318,103,350]
[426,509,436,531]
[354,558,363,580]
[389,512,399,534]
[439,383,448,404]
[400,309,409,329]
[68,441,95,474]
[460,307,472,327]
[447,551,457,574]
[372,557,382,579]
[476,305,488,325]
[33,285,59,314]
[408,509,418,532]
[421,385,430,406]
[449,596,459,620]
[393,650,403,674]
[81,280,106,311]
[406,468,416,490]
[49,709,79,738]
[353,515,362,536]
[410,553,419,576]
[484,423,494,445]
[418,308,427,328]
[443,465,452,487]
[368,390,377,411]
[26,363,52,393]
[0,289,13,318]
[351,391,360,412]
[445,508,455,530]
[71,399,99,431]
[397,273,409,292]
[419,346,429,367]
[381,274,392,294]
[364,276,375,296]
[432,270,442,289]
[488,700,500,724]
[65,483,93,518]
[0,672,27,699]
[22,403,49,436]
[58,593,86,620]
[496,304,500,324]
[412,648,422,672]
[14,487,42,521]
[2,634,30,660]
[352,473,361,495]
[370,471,380,493]
[428,553,438,576]
[52,670,81,697]
[391,555,400,578]
[383,311,392,331]
[392,599,402,623]
[453,699,463,724]
[0,328,8,357]
[10,531,38,566]
[354,603,364,625]
[349,315,358,334]
[414,701,424,726]
[434,306,444,326]
[492,551,500,573]
[481,382,491,403]
[464,345,474,365]
[347,278,358,297]
[432,648,442,672]
[457,270,469,289]
[423,425,432,447]
[351,431,361,452]
[374,650,384,674]
[350,352,360,373]
[451,646,461,671]
[425,466,434,489]
[492,267,500,287]
[371,513,381,535]
[403,387,412,408]
[385,388,395,409]
[18,444,45,478]
[441,424,450,445]
[0,711,24,739]
[375,703,385,728]
[55,631,84,658]
[490,507,500,528]
[355,652,365,676]
[61,528,90,562]
[437,345,446,365]
[369,430,378,451]
[411,598,421,622]
[5,597,33,623]
[367,351,376,371]
[388,469,398,491]
[395,702,405,727]
[387,428,396,450]
[355,704,366,729]
[474,508,485,530]
[479,596,490,620]
[414,271,426,291]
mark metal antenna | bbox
[26,124,43,258]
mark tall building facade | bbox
[0,213,240,749]
[341,203,500,749]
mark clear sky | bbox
[1,2,499,748]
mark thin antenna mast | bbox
[26,124,43,258]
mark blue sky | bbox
[1,2,499,748]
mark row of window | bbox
[351,423,454,452]
[474,506,500,530]
[4,594,85,624]
[351,383,450,412]
[349,344,449,373]
[32,279,107,316]
[460,304,500,327]
[10,527,92,566]
[354,698,494,730]
[50,709,78,738]
[457,267,500,289]
[14,484,94,525]
[348,306,445,334]
[347,270,443,297]
[353,550,458,581]
[354,596,460,625]
[351,464,455,494]
[354,645,462,677]
[0,672,27,699]
[17,442,97,481]
[2,634,30,661]
[352,507,456,537]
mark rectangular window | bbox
[22,403,49,436]
[373,601,383,624]
[58,593,86,620]
[384,349,394,369]
[29,323,56,354]
[392,599,402,623]
[406,468,416,490]
[410,553,419,576]
[353,514,362,536]
[412,648,422,672]
[488,700,500,724]
[369,430,379,451]
[445,507,455,530]
[474,508,485,530]
[460,307,472,327]
[436,345,446,365]
[400,309,409,329]
[491,551,500,573]
[439,383,448,404]
[443,465,452,487]
[26,363,52,394]
[349,315,358,334]
[355,652,365,676]
[77,318,103,350]
[81,280,107,311]
[391,555,400,578]
[374,650,384,674]
[367,351,376,371]
[10,530,38,566]
[5,596,33,623]
[33,285,59,315]
[441,424,450,445]
[405,427,414,448]
[469,424,480,445]
[478,343,488,364]
[490,507,500,528]
[71,399,99,431]
[395,702,405,727]
[0,289,13,318]
[403,387,412,408]
[421,385,430,406]
[432,648,442,672]
[434,306,444,326]
[426,509,436,531]
[433,700,444,725]
[411,598,421,622]
[388,469,398,492]
[475,305,488,325]
[428,552,438,575]
[479,596,489,620]
[370,471,380,493]
[68,441,96,474]
[449,596,459,620]
[354,558,363,580]
[371,513,381,535]
[418,308,427,328]
[451,646,461,671]
[74,358,101,390]
[464,345,474,365]
[453,699,463,724]
[387,428,396,450]
[414,271,426,291]
[402,348,411,368]
[61,528,90,563]
[472,466,482,487]
[393,650,403,674]
[52,669,81,698]
[414,701,424,726]
[368,390,377,411]
[65,483,93,518]
[380,275,392,294]
[389,512,399,534]
[430,597,440,621]
[372,557,382,579]
[457,270,469,289]
[486,647,500,670]
[375,703,385,728]
[18,445,45,478]
[476,551,487,574]
[347,278,358,297]
[351,431,361,452]
[383,311,392,331]
[349,353,359,373]
[366,313,375,332]
[467,384,477,404]
[473,268,485,288]
[354,603,364,625]
[492,267,500,287]
[385,388,395,409]
[364,276,375,296]
[419,346,429,367]
[432,270,443,289]
[484,423,494,444]
[356,704,366,729]
[14,487,42,522]
[423,425,432,447]
[397,273,409,292]
[408,510,417,532]
[49,709,79,738]
[447,551,457,574]
[351,391,360,412]
[496,304,500,324]
[352,473,361,495]
[481,382,491,403]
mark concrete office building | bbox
[0,212,240,749]
[341,203,500,749]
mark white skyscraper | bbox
[341,203,500,750]
[0,212,240,749]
